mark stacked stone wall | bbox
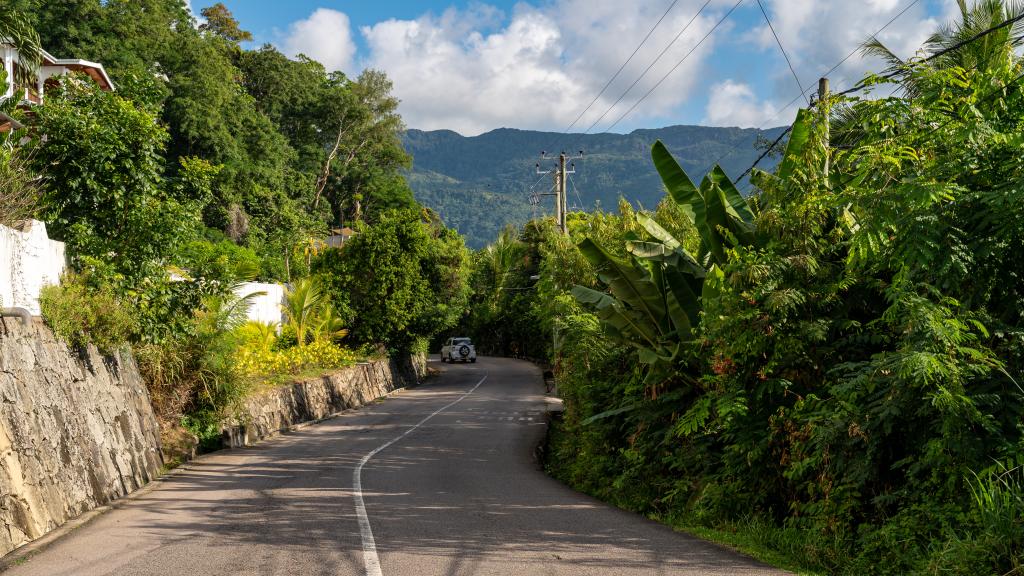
[222,353,425,447]
[0,318,162,556]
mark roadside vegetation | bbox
[3,1,469,450]
[465,2,1024,573]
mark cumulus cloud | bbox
[714,0,949,129]
[360,1,726,135]
[750,0,940,96]
[703,80,779,127]
[275,1,955,133]
[284,8,357,73]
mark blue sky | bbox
[192,0,955,135]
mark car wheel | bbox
[470,359,476,363]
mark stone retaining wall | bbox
[0,318,162,556]
[222,353,426,448]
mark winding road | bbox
[5,357,787,575]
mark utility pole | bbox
[819,77,830,180]
[535,151,582,235]
[558,153,568,234]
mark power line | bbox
[536,0,687,199]
[733,4,1024,186]
[741,27,1024,194]
[568,172,584,210]
[735,124,793,183]
[601,0,746,135]
[579,0,717,136]
[833,9,1024,98]
[698,0,922,178]
[560,0,682,137]
[755,0,806,104]
[771,67,1024,206]
[816,0,922,93]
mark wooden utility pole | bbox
[553,161,563,235]
[819,77,830,179]
[558,153,568,234]
[535,151,581,235]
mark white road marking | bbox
[353,375,488,576]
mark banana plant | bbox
[571,110,812,387]
[651,141,756,267]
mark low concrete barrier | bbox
[0,221,65,316]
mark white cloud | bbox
[750,0,941,95]
[184,0,205,27]
[360,1,726,135]
[275,1,957,133]
[284,8,357,73]
[704,80,778,127]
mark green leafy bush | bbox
[39,272,136,353]
[481,7,1024,571]
[314,208,471,349]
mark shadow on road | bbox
[109,359,783,575]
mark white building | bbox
[1,42,114,107]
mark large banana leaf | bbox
[636,212,681,249]
[664,265,701,329]
[665,287,692,338]
[777,108,813,181]
[699,176,730,265]
[625,240,705,279]
[578,238,670,334]
[706,165,755,225]
[571,285,660,347]
[652,141,702,220]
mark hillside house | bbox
[1,42,114,106]
[326,227,358,248]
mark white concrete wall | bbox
[234,281,285,326]
[0,220,66,315]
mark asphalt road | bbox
[5,357,788,576]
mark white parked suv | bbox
[441,337,477,363]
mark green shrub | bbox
[180,410,224,452]
[136,290,251,422]
[39,272,136,353]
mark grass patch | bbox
[657,518,826,576]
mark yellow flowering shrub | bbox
[234,322,359,378]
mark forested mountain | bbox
[404,125,786,247]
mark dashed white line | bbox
[352,375,488,576]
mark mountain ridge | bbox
[403,124,787,248]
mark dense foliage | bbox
[315,208,472,350]
[1,1,469,447]
[466,2,1024,573]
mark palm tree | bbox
[282,278,327,347]
[832,0,1024,147]
[863,0,1024,94]
[482,226,526,295]
[313,303,348,343]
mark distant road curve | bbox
[5,357,788,576]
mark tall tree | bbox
[315,209,471,348]
[315,70,414,225]
[29,80,202,280]
[199,3,253,44]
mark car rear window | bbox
[453,338,471,345]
